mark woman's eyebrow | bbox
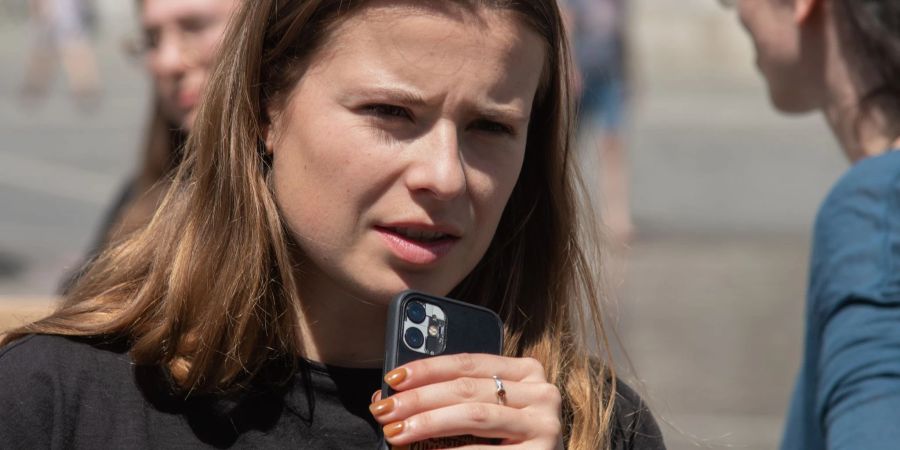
[343,86,528,123]
[472,104,528,124]
[344,86,429,107]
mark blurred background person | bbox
[733,0,900,448]
[60,0,238,291]
[563,0,634,244]
[95,0,237,246]
[19,0,101,109]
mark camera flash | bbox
[428,324,439,336]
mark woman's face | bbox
[737,0,821,112]
[267,2,546,305]
[141,0,237,129]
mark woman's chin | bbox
[768,89,816,115]
[759,67,819,114]
[354,276,455,307]
[182,110,198,131]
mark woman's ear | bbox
[794,0,822,24]
[263,112,278,155]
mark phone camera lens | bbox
[404,327,424,349]
[406,301,426,324]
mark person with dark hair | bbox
[0,1,666,449]
[732,0,900,448]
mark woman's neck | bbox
[292,270,389,369]
[819,11,900,162]
[823,98,899,162]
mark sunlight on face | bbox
[267,1,546,305]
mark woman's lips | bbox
[177,90,199,110]
[375,226,459,265]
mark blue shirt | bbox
[782,151,900,449]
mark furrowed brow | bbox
[346,86,429,107]
[473,104,528,125]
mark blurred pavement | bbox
[0,1,851,449]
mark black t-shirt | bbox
[0,335,665,449]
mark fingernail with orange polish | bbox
[384,368,407,387]
[369,397,395,416]
[383,421,405,438]
[371,389,382,403]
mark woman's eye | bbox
[143,29,160,50]
[363,104,412,121]
[471,120,514,136]
[181,16,216,34]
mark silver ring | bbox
[492,375,507,405]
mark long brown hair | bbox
[4,1,616,448]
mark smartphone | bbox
[380,290,504,449]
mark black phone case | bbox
[379,290,503,449]
[381,290,503,396]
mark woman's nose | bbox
[404,121,467,201]
[149,32,188,77]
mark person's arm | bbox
[819,300,900,449]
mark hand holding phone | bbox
[381,290,504,397]
[373,291,563,449]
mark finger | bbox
[382,403,538,446]
[385,353,547,391]
[371,389,382,403]
[453,444,555,450]
[370,378,561,424]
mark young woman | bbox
[1,1,665,448]
[62,0,238,292]
[735,0,900,448]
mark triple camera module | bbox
[402,300,448,355]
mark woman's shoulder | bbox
[1,333,128,360]
[810,151,900,311]
[609,380,666,450]
[820,151,900,216]
[0,334,132,388]
[0,334,137,446]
